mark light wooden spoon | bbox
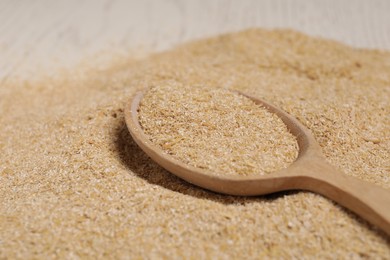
[125,89,390,236]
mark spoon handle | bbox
[299,158,390,236]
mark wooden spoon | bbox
[125,89,390,235]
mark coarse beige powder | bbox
[138,85,299,176]
[0,29,389,258]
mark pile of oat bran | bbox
[0,29,389,258]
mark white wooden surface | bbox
[1,0,390,79]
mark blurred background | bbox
[1,0,390,78]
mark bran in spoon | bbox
[138,85,299,176]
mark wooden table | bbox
[1,0,390,79]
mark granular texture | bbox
[0,29,389,258]
[138,85,298,176]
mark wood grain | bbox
[1,0,390,79]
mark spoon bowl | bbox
[125,89,390,235]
